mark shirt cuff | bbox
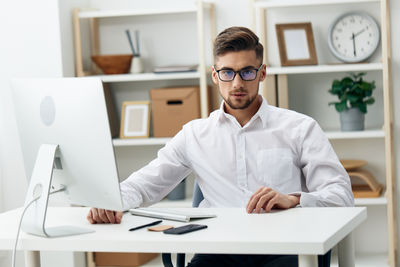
[299,192,319,207]
[120,189,142,211]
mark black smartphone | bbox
[163,224,207,235]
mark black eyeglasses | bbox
[214,64,263,82]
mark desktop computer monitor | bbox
[11,77,123,237]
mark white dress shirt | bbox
[120,95,354,209]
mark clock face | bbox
[328,12,380,63]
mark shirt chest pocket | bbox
[257,148,293,188]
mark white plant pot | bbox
[340,107,365,131]
[130,56,144,74]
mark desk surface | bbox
[0,207,366,255]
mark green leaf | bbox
[329,80,343,95]
[342,77,353,88]
[360,81,372,91]
[350,84,361,93]
[365,97,375,105]
[359,103,367,113]
[371,80,376,89]
[329,73,375,110]
[347,93,359,103]
[335,102,347,112]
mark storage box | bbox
[94,252,158,267]
[150,86,200,137]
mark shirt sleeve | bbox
[298,119,354,207]
[119,126,192,210]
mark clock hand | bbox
[354,28,366,38]
[352,33,356,57]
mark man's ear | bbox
[211,65,218,84]
[259,64,267,82]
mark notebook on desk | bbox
[129,208,216,222]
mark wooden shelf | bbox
[78,7,199,19]
[113,138,171,146]
[266,63,383,75]
[355,197,387,206]
[89,71,201,83]
[325,129,385,140]
[254,0,380,8]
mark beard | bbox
[223,90,257,110]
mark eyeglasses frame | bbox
[214,64,264,82]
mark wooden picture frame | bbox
[120,101,150,139]
[275,23,318,66]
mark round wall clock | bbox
[328,12,380,63]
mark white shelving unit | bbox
[252,0,396,266]
[254,0,379,8]
[75,4,216,267]
[266,62,383,75]
[73,1,217,180]
[77,7,200,19]
[111,129,384,147]
[113,137,171,147]
[93,71,201,83]
[73,1,216,118]
[325,129,385,139]
[354,196,387,206]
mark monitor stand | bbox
[21,144,94,237]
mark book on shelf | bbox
[153,64,198,73]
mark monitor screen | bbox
[12,78,123,212]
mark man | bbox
[87,26,354,266]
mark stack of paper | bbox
[153,65,198,73]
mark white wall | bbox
[0,0,64,211]
[0,0,399,265]
[0,0,87,266]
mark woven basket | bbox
[91,54,133,74]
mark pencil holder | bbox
[130,56,144,74]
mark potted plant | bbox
[328,72,375,131]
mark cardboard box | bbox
[94,252,158,267]
[150,86,200,137]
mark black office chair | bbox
[161,183,331,267]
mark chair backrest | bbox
[192,181,204,207]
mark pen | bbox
[129,220,162,231]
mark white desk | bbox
[0,207,366,267]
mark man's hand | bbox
[246,187,300,213]
[87,208,123,224]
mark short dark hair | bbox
[213,26,263,63]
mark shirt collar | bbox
[216,95,269,128]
